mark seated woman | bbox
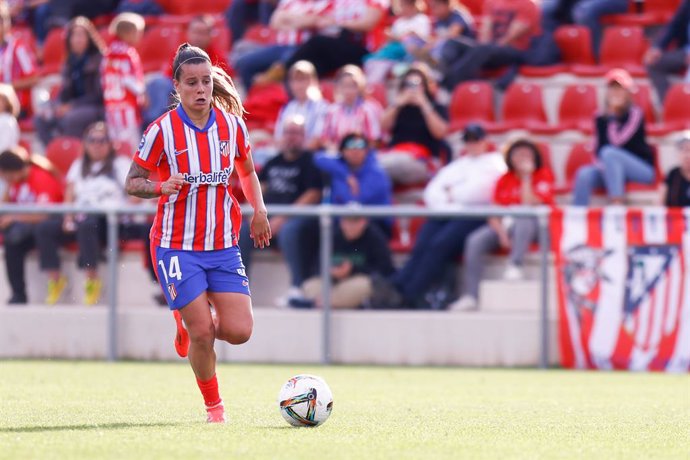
[388,124,506,309]
[661,131,690,208]
[35,16,105,145]
[379,64,448,188]
[450,138,554,312]
[318,65,383,152]
[314,133,393,236]
[62,122,139,305]
[573,69,655,206]
[274,60,331,151]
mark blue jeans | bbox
[235,44,296,88]
[239,217,319,287]
[572,0,628,60]
[391,218,484,303]
[143,76,174,127]
[573,145,655,205]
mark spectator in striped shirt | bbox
[274,60,330,150]
[236,0,330,89]
[0,2,38,118]
[319,64,383,152]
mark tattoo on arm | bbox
[125,162,159,199]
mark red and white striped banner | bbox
[551,207,690,372]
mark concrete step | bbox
[479,278,558,314]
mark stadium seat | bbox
[368,82,388,107]
[532,84,597,134]
[489,82,547,133]
[158,0,231,15]
[648,83,690,136]
[242,25,278,45]
[448,81,494,132]
[40,28,65,75]
[572,26,648,76]
[553,25,595,68]
[136,25,183,73]
[389,216,426,253]
[320,80,335,102]
[461,0,485,17]
[560,142,595,193]
[630,84,657,125]
[243,82,289,131]
[45,136,83,178]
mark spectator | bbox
[35,16,105,146]
[225,0,276,42]
[0,2,39,118]
[274,60,330,150]
[644,0,690,103]
[282,0,389,78]
[236,0,330,89]
[314,133,393,235]
[440,0,543,90]
[144,15,232,126]
[0,147,65,305]
[0,83,19,152]
[363,0,432,84]
[388,124,506,309]
[302,214,395,309]
[238,115,322,305]
[573,69,655,206]
[661,131,690,207]
[6,0,52,45]
[450,138,554,311]
[319,65,383,151]
[411,0,475,68]
[379,64,448,186]
[572,0,628,61]
[61,122,132,305]
[101,12,145,155]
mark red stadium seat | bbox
[159,0,231,15]
[573,26,648,76]
[561,142,595,193]
[389,216,426,253]
[532,84,597,135]
[630,83,657,125]
[242,25,277,45]
[368,82,388,107]
[136,25,183,73]
[461,0,485,17]
[448,81,494,132]
[40,28,65,75]
[45,136,83,178]
[648,83,690,136]
[490,82,547,133]
[320,80,335,102]
[553,25,595,68]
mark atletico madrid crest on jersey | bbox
[167,283,178,301]
[552,207,690,373]
[219,140,232,157]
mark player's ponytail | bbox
[172,43,244,117]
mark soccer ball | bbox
[278,374,333,427]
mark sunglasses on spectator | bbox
[86,137,109,144]
[343,138,367,150]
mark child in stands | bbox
[101,12,146,154]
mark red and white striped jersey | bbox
[0,35,38,110]
[321,98,383,145]
[274,0,331,46]
[133,105,250,250]
[101,40,145,111]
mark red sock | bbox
[196,374,221,407]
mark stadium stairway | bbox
[0,248,560,367]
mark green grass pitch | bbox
[0,361,688,459]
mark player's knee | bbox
[189,322,216,347]
[218,322,253,345]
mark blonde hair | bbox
[0,83,19,117]
[335,64,367,99]
[172,43,244,117]
[109,12,145,39]
[288,60,322,100]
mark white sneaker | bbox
[503,264,524,281]
[275,287,305,308]
[448,295,478,312]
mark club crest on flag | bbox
[219,140,232,157]
[562,244,612,312]
[167,283,177,301]
[623,244,678,318]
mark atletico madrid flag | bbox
[551,207,690,372]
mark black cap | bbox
[463,123,486,142]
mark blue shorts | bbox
[153,246,250,310]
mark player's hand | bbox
[250,210,272,249]
[161,173,186,195]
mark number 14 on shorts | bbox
[159,256,182,300]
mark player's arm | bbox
[236,155,272,248]
[125,162,184,198]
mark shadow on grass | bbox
[0,421,186,433]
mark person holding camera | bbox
[379,64,448,188]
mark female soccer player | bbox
[125,43,271,423]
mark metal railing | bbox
[0,203,552,367]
